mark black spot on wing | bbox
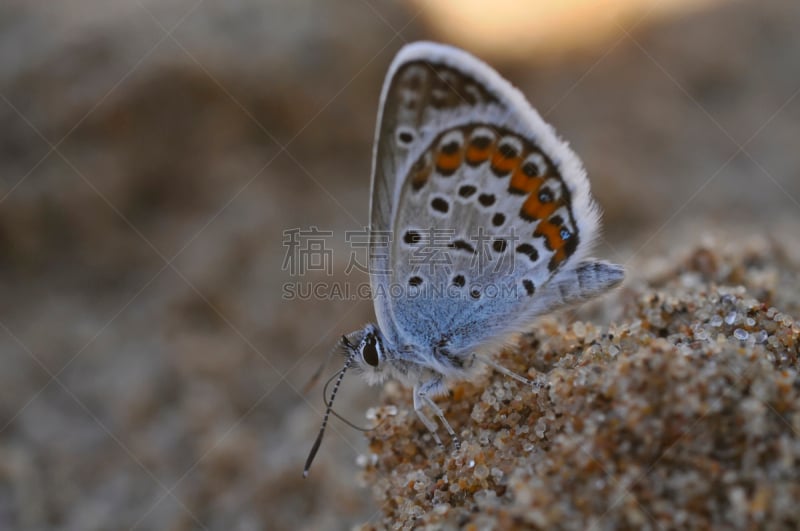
[492,239,507,253]
[431,197,449,213]
[458,185,477,198]
[522,279,535,296]
[448,240,475,253]
[478,194,496,207]
[404,230,421,244]
[516,243,539,263]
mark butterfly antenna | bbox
[322,368,373,432]
[303,353,354,478]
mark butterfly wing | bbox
[370,42,622,359]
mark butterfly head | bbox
[303,324,388,478]
[341,323,390,385]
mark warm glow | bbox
[410,0,722,60]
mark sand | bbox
[360,236,800,530]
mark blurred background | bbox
[1,0,798,529]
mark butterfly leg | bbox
[414,378,461,451]
[475,354,546,390]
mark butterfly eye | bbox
[362,335,380,367]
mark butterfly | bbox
[304,42,623,477]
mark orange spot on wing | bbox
[411,160,432,190]
[466,144,492,165]
[436,151,462,173]
[546,246,569,271]
[510,168,543,195]
[535,218,578,271]
[522,194,558,221]
[534,219,565,253]
[490,151,521,175]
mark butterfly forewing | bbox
[370,51,500,236]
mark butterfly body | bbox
[304,42,623,475]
